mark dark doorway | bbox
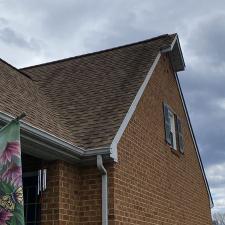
[22,154,43,225]
[23,172,41,225]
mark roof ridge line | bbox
[0,58,32,80]
[21,33,172,70]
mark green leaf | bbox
[15,212,24,225]
[15,204,24,214]
[13,203,25,225]
[0,181,14,193]
[8,215,17,225]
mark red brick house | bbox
[0,33,213,224]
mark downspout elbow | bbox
[97,155,107,175]
[97,155,108,225]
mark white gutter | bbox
[0,111,112,161]
[97,155,108,225]
[0,111,111,223]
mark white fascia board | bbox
[0,111,111,162]
[109,35,213,208]
[174,75,214,208]
[175,35,186,69]
[0,111,84,153]
[110,52,161,162]
[161,34,178,53]
[161,34,185,71]
[110,35,186,162]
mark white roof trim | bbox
[110,34,186,161]
[174,74,214,208]
[109,35,213,208]
[161,34,178,53]
[161,34,185,71]
[110,52,161,161]
[110,35,182,161]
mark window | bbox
[163,103,184,153]
[168,110,177,150]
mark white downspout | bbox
[97,155,108,225]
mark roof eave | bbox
[109,34,213,208]
[0,111,112,164]
[109,34,185,161]
[161,34,186,72]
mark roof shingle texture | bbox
[17,34,175,149]
[0,60,66,138]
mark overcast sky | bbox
[0,0,224,213]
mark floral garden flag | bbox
[0,120,24,225]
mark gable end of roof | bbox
[161,34,185,72]
[108,35,212,207]
[110,34,184,161]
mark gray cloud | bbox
[0,17,8,26]
[187,13,225,65]
[0,0,225,213]
[179,14,225,168]
[207,163,225,212]
[180,73,225,167]
[0,27,42,50]
[178,13,225,211]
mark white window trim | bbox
[168,110,177,150]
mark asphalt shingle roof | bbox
[0,59,66,138]
[1,33,176,149]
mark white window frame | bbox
[168,110,177,150]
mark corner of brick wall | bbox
[40,54,212,225]
[41,160,60,225]
[112,54,212,224]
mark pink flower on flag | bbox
[0,141,20,165]
[1,163,22,187]
[0,208,12,225]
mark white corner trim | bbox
[174,74,214,208]
[110,52,161,162]
[171,34,178,49]
[161,34,178,53]
[109,35,181,161]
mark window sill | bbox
[170,147,181,158]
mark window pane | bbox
[169,112,177,150]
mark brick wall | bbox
[41,160,61,225]
[58,161,80,225]
[41,160,81,225]
[37,54,211,225]
[41,161,112,225]
[79,166,102,224]
[112,54,212,224]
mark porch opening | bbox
[22,153,45,225]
